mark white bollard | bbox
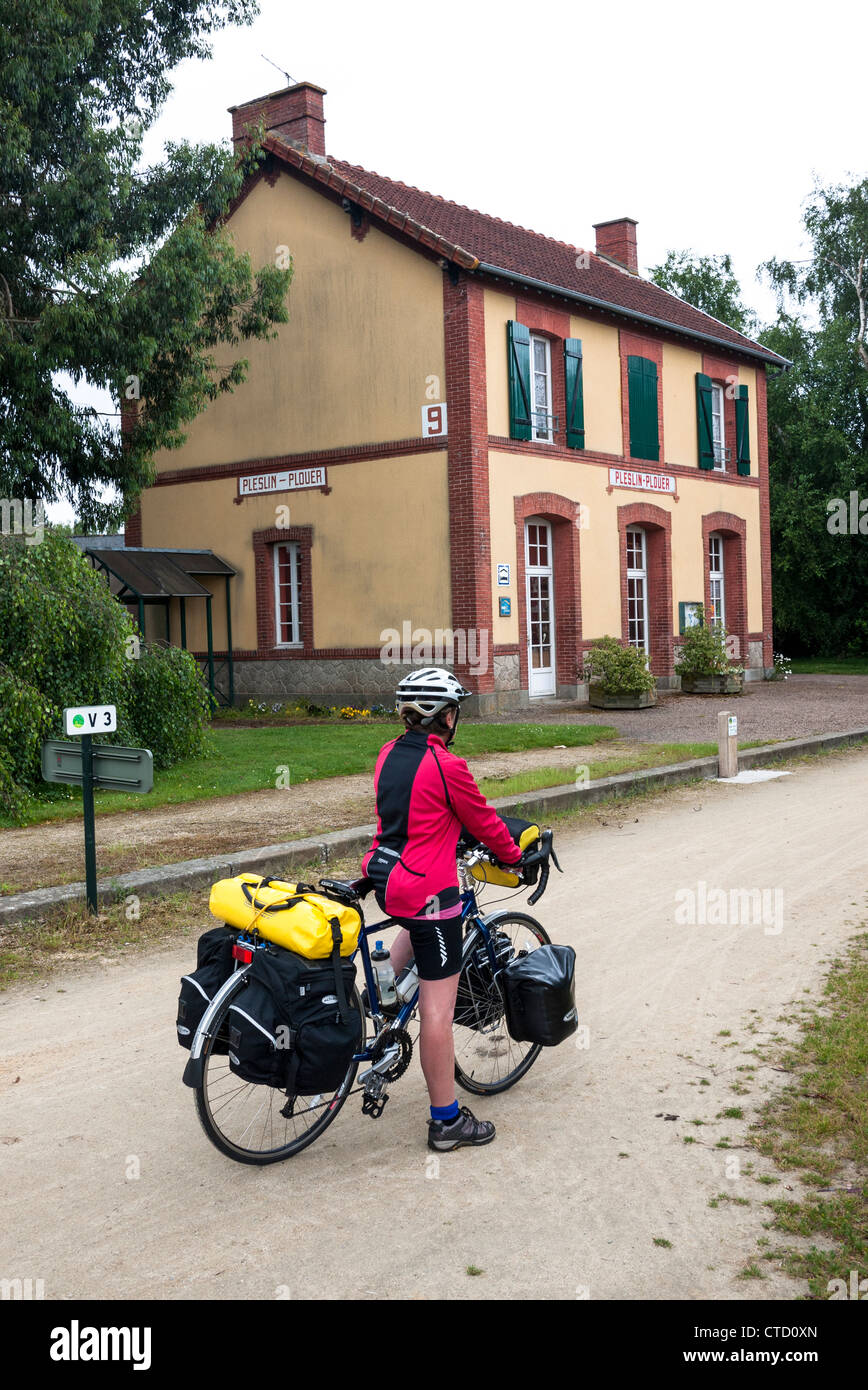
[718,710,738,778]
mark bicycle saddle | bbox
[319,876,373,901]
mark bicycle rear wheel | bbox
[194,973,366,1165]
[453,912,550,1095]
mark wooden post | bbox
[718,710,739,778]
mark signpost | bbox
[43,707,153,913]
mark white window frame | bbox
[273,541,302,647]
[626,525,649,655]
[530,334,553,443]
[708,532,725,629]
[711,383,726,469]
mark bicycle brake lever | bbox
[550,845,563,874]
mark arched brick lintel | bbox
[513,493,583,695]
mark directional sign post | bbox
[44,707,153,914]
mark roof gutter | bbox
[475,261,792,370]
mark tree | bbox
[759,178,868,655]
[0,1,291,528]
[648,250,757,336]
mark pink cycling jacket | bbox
[361,726,523,920]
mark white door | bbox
[525,519,556,696]
[626,526,649,655]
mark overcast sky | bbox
[53,0,865,524]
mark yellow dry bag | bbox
[208,874,362,958]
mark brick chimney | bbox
[229,81,327,157]
[593,218,638,274]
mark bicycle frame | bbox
[348,885,502,1061]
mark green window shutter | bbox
[564,338,585,449]
[507,321,532,441]
[735,384,751,475]
[627,356,659,462]
[696,372,715,469]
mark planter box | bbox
[679,672,744,695]
[588,683,657,709]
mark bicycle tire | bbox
[453,912,550,1095]
[194,972,366,1165]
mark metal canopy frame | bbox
[85,547,236,705]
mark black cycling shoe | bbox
[427,1106,496,1152]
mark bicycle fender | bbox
[182,964,250,1088]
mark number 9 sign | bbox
[421,402,448,438]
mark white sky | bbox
[52,0,865,524]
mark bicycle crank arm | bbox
[357,1043,401,1085]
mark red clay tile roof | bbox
[262,136,787,366]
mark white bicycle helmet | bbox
[395,667,472,725]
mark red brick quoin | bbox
[252,525,313,656]
[617,501,673,677]
[513,493,583,694]
[443,272,494,694]
[702,511,748,665]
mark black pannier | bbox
[177,926,237,1050]
[501,943,578,1047]
[227,946,360,1095]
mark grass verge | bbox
[788,658,868,675]
[746,931,868,1299]
[477,740,769,798]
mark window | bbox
[626,526,648,653]
[531,335,553,442]
[273,541,302,645]
[708,533,725,628]
[711,384,726,469]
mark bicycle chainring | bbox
[371,1026,413,1081]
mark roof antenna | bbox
[261,55,296,86]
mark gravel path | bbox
[2,751,866,1299]
[493,674,868,743]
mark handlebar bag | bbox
[176,926,236,1051]
[463,816,541,887]
[501,943,578,1046]
[227,946,360,1095]
[208,873,362,958]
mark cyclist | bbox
[361,667,524,1153]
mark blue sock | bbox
[431,1100,459,1124]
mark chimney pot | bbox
[593,218,638,274]
[229,81,327,157]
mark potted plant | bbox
[674,608,744,694]
[582,635,658,709]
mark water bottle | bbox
[395,961,419,1003]
[371,941,397,1006]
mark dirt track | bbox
[1,749,866,1300]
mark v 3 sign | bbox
[64,704,117,736]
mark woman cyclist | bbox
[362,668,524,1153]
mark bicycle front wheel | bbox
[453,912,550,1095]
[194,974,366,1165]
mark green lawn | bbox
[788,657,868,674]
[477,741,769,798]
[2,722,618,829]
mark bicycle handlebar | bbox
[460,828,562,906]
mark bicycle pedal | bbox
[361,1092,389,1119]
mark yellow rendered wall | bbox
[569,315,622,455]
[484,288,517,437]
[488,450,763,644]
[662,342,703,468]
[150,173,445,471]
[139,452,450,650]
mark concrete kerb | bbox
[2,727,867,928]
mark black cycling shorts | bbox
[392,914,463,981]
